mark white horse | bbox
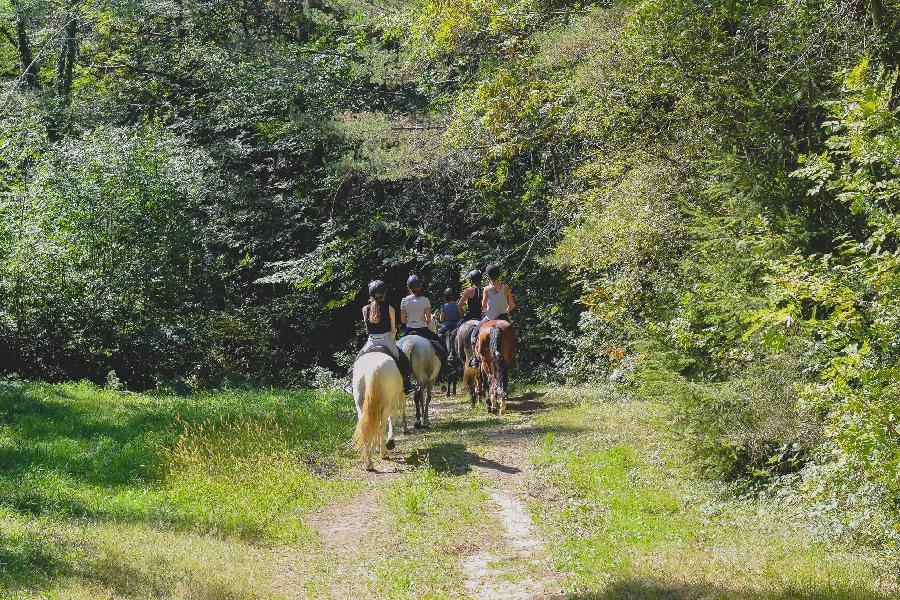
[398,334,441,430]
[351,352,405,471]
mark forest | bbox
[0,0,899,594]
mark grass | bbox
[372,465,489,598]
[1,380,895,599]
[529,388,897,599]
[0,379,360,597]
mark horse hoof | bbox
[366,464,376,472]
[423,423,431,430]
[386,439,396,450]
[414,421,422,429]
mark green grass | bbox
[529,388,896,599]
[372,465,489,598]
[0,379,360,597]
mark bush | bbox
[668,348,818,481]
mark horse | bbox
[474,320,516,415]
[456,319,486,407]
[351,351,405,471]
[398,334,441,430]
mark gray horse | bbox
[398,335,441,430]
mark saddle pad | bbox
[360,345,394,358]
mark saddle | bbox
[359,345,395,359]
[406,331,446,360]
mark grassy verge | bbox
[0,379,360,597]
[529,387,896,599]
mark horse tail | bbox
[463,363,478,388]
[352,364,382,453]
[489,323,506,394]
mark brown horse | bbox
[474,320,516,415]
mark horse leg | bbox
[381,415,392,458]
[414,389,423,429]
[364,442,374,471]
[385,411,396,453]
[424,385,432,429]
[402,391,409,434]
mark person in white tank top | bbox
[400,274,448,368]
[469,263,516,351]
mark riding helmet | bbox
[444,287,455,301]
[407,274,423,291]
[485,264,501,280]
[368,280,387,300]
[467,269,482,284]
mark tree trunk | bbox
[12,0,39,89]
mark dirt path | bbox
[271,390,563,599]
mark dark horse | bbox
[474,320,516,415]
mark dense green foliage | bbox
[1,0,899,569]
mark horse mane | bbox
[489,323,506,395]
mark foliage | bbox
[0,0,899,568]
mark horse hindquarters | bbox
[352,380,377,469]
[352,353,405,471]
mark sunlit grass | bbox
[530,388,896,599]
[372,465,489,598]
[0,380,359,596]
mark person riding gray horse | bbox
[445,269,483,364]
[400,274,448,370]
[353,280,417,395]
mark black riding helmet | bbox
[407,274,423,291]
[467,269,482,284]
[368,279,387,300]
[443,287,455,302]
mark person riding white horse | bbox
[354,280,417,395]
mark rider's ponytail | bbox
[368,298,382,324]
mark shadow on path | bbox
[405,442,521,476]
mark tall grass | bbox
[0,379,358,595]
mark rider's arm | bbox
[399,297,408,325]
[481,286,489,314]
[438,307,445,323]
[390,306,397,338]
[457,289,470,313]
[361,305,368,326]
[424,299,433,324]
[506,285,516,313]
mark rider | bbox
[400,274,448,368]
[357,280,417,395]
[469,264,516,367]
[438,288,461,335]
[449,269,483,363]
[457,269,483,324]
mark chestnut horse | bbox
[474,320,516,415]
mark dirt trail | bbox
[272,391,563,599]
[461,394,564,599]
